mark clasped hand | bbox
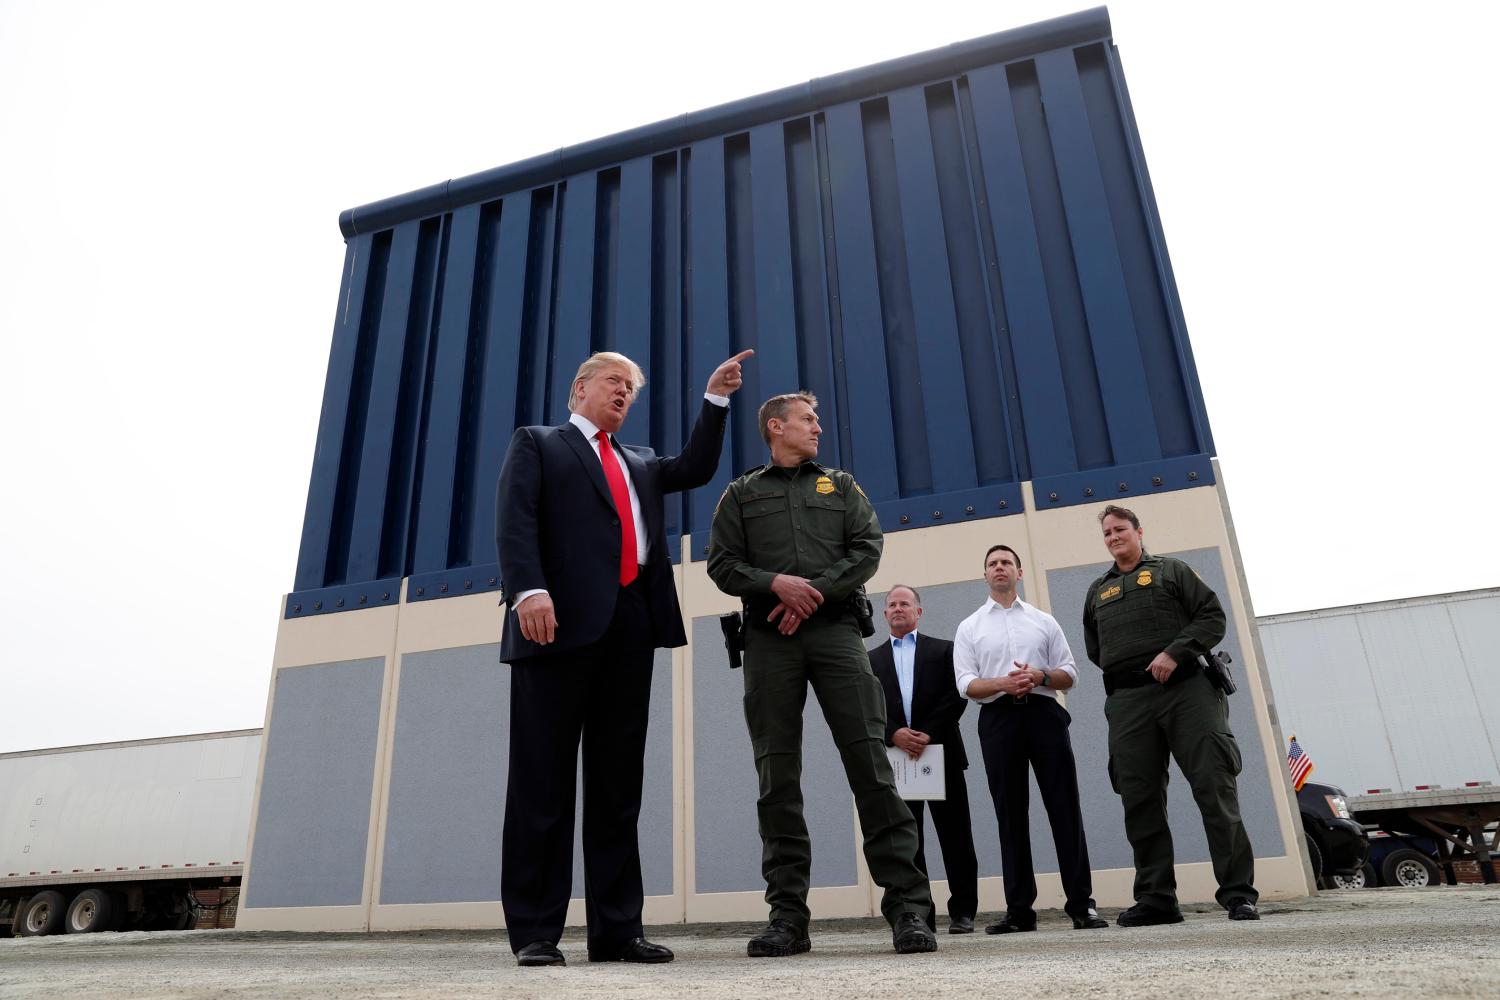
[893,727,930,760]
[767,575,823,635]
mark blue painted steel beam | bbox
[686,139,734,561]
[821,101,899,501]
[411,206,481,575]
[964,63,1079,479]
[294,239,366,591]
[886,86,979,492]
[467,194,534,572]
[345,222,423,584]
[1034,49,1160,467]
[550,173,599,424]
[339,8,1112,237]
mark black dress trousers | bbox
[977,694,1097,922]
[501,578,655,953]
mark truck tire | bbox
[1304,834,1325,886]
[1331,862,1372,889]
[65,888,114,933]
[1382,848,1439,888]
[16,890,67,937]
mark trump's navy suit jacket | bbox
[495,399,727,663]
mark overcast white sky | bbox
[2,0,1496,754]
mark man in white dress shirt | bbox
[954,544,1108,933]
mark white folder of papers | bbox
[887,744,946,801]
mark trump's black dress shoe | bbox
[948,916,975,934]
[516,941,566,967]
[587,937,675,963]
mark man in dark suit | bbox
[867,584,980,934]
[496,348,752,967]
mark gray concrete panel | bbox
[245,658,385,908]
[1048,548,1286,870]
[379,646,506,904]
[380,644,674,904]
[692,618,857,893]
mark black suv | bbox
[1298,780,1370,887]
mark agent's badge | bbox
[815,475,836,495]
[1136,570,1153,587]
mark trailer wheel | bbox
[1382,848,1439,888]
[65,888,114,933]
[16,890,67,937]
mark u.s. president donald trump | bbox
[496,349,751,967]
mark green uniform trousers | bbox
[741,617,934,929]
[1105,671,1257,910]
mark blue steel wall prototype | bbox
[290,18,1214,618]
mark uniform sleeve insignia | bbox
[713,485,731,515]
[815,475,836,495]
[850,478,867,499]
[1136,570,1153,587]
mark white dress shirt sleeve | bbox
[1044,613,1080,685]
[953,620,990,703]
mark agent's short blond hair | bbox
[757,391,818,445]
[568,352,646,412]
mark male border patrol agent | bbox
[1082,505,1259,925]
[708,391,937,958]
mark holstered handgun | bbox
[1199,650,1237,695]
[720,609,746,669]
[849,586,876,639]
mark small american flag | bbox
[1287,734,1314,791]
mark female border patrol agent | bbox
[1083,504,1259,925]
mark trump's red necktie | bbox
[596,431,639,586]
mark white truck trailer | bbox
[1,729,261,936]
[1258,587,1499,885]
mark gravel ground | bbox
[3,886,1498,999]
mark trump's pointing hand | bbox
[706,350,755,397]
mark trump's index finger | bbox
[726,349,755,364]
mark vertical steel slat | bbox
[467,193,535,570]
[294,239,367,591]
[786,118,841,469]
[549,172,599,424]
[965,63,1078,478]
[686,139,733,555]
[1034,48,1160,465]
[820,102,899,500]
[886,87,979,492]
[748,123,800,403]
[345,222,423,584]
[410,205,482,574]
[615,157,655,444]
[1103,43,1214,457]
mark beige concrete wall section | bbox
[238,596,402,932]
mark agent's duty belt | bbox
[1102,658,1201,696]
